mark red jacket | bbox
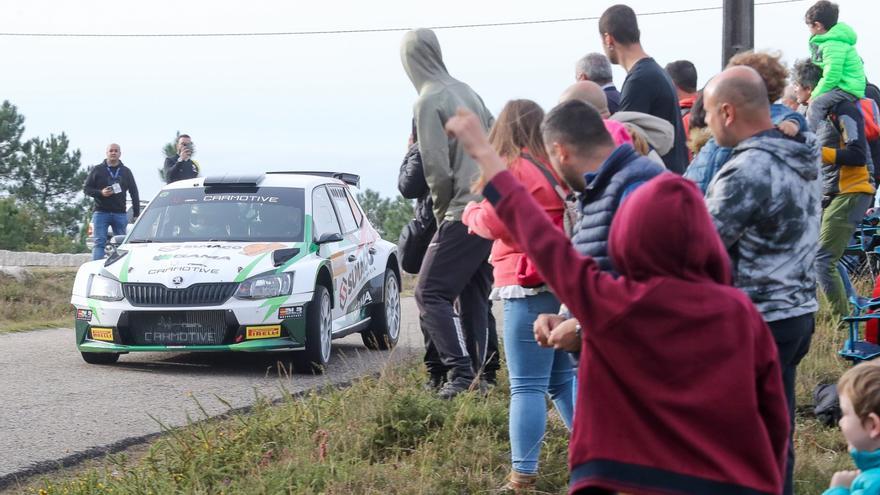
[483,172,789,495]
[462,151,566,287]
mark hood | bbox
[400,28,452,93]
[610,111,675,155]
[106,241,306,287]
[609,174,731,284]
[733,132,821,181]
[604,119,634,146]
[812,22,858,46]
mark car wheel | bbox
[81,352,120,365]
[362,269,401,350]
[292,284,332,374]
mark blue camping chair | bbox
[840,295,880,362]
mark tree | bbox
[0,101,24,186]
[0,197,41,250]
[159,131,180,182]
[356,189,414,242]
[10,133,88,237]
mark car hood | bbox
[106,241,307,287]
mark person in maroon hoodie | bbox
[445,104,790,495]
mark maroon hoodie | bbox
[483,171,789,495]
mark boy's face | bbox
[807,21,826,36]
[839,393,880,452]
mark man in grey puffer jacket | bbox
[704,66,821,495]
[401,28,496,399]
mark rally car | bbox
[70,172,402,373]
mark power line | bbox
[0,0,805,38]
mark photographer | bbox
[163,134,201,183]
[83,143,140,260]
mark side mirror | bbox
[315,232,343,245]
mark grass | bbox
[0,268,77,334]
[5,274,868,494]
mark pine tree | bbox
[158,131,180,182]
[0,101,25,187]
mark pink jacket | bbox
[462,151,566,287]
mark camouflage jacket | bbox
[705,130,822,322]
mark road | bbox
[0,298,422,488]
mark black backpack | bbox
[813,383,841,427]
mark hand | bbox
[829,470,859,488]
[101,186,114,197]
[548,318,581,352]
[867,208,876,216]
[445,108,507,182]
[179,148,192,161]
[533,314,566,348]
[777,120,800,137]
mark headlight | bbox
[235,272,294,300]
[88,274,124,301]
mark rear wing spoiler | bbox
[266,171,360,188]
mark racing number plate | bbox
[91,327,114,342]
[246,325,281,340]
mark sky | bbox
[2,0,878,200]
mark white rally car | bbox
[70,172,402,373]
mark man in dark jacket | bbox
[704,66,822,495]
[401,28,495,399]
[163,134,200,183]
[84,143,140,260]
[599,5,689,173]
[575,52,621,114]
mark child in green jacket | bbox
[804,1,866,139]
[823,362,880,495]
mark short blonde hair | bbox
[838,362,880,422]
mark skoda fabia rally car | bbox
[70,172,402,373]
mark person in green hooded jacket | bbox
[804,1,867,139]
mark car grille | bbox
[126,311,230,346]
[123,283,238,307]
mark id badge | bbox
[111,182,122,194]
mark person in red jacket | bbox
[446,103,790,495]
[461,99,575,491]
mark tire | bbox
[81,352,120,365]
[292,285,332,374]
[362,269,401,350]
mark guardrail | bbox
[0,249,91,267]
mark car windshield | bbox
[128,187,305,243]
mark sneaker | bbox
[423,374,446,392]
[437,377,473,400]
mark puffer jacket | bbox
[398,142,434,229]
[685,104,808,194]
[810,22,866,99]
[822,448,880,495]
[705,130,822,322]
[401,28,494,223]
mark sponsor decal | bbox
[278,306,304,319]
[147,266,220,275]
[153,254,231,261]
[91,327,114,341]
[144,331,217,344]
[204,194,280,203]
[246,325,281,339]
[158,244,243,252]
[338,250,370,309]
[241,243,286,256]
[75,309,93,322]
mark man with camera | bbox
[83,143,140,260]
[163,134,201,183]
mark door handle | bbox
[348,254,357,262]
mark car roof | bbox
[161,173,350,191]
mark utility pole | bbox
[722,0,754,69]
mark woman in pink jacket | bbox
[462,99,575,491]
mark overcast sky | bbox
[2,0,877,199]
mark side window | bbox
[312,187,341,240]
[329,186,358,233]
[345,188,363,227]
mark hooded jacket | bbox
[810,22,866,100]
[705,130,822,322]
[401,29,494,223]
[483,172,789,495]
[685,104,809,194]
[821,99,875,198]
[823,448,880,495]
[610,111,674,156]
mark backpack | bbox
[813,383,841,427]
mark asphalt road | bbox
[0,297,422,487]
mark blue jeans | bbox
[503,292,576,475]
[92,211,128,260]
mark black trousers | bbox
[415,220,493,383]
[767,312,815,495]
[423,300,500,380]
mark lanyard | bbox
[106,166,121,182]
